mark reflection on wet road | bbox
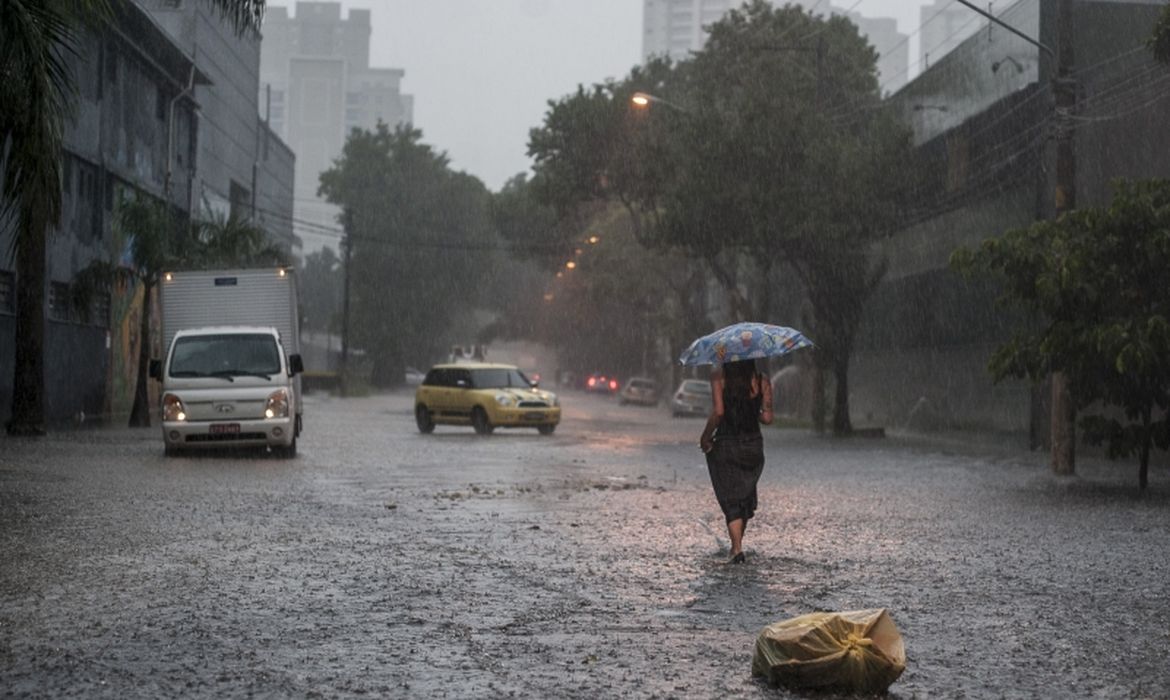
[1,389,1167,698]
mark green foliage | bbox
[1150,2,1170,65]
[318,124,497,385]
[299,247,343,335]
[526,1,913,433]
[952,179,1170,488]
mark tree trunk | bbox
[7,221,47,436]
[832,350,852,436]
[1139,410,1151,492]
[128,279,153,427]
[1050,371,1075,475]
[811,363,827,434]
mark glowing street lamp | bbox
[565,260,577,270]
[630,91,687,113]
[587,235,600,244]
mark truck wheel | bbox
[273,437,297,458]
[416,404,435,434]
[164,444,182,457]
[472,407,494,435]
[538,424,556,435]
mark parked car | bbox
[404,366,426,386]
[671,379,712,417]
[619,377,660,406]
[414,363,561,435]
[585,372,620,394]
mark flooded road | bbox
[1,390,1168,698]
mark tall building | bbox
[259,3,414,255]
[833,6,909,94]
[642,0,736,62]
[918,0,985,70]
[139,0,296,253]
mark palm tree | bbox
[0,0,266,435]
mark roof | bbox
[174,326,279,337]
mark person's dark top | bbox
[715,378,763,438]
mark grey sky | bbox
[337,1,943,192]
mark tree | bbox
[952,180,1170,491]
[0,0,266,435]
[1150,1,1170,65]
[318,124,496,386]
[299,247,343,336]
[526,1,912,434]
[72,197,286,427]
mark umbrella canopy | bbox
[678,322,813,366]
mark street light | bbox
[630,91,687,113]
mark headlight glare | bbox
[265,389,290,418]
[163,394,186,422]
[495,393,515,407]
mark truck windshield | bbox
[169,333,281,378]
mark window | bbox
[0,271,14,315]
[169,333,281,377]
[49,282,75,322]
[89,292,111,328]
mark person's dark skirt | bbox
[705,433,765,523]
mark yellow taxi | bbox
[414,363,561,435]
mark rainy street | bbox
[0,390,1166,699]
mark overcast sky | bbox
[327,0,940,192]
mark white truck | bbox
[149,268,304,457]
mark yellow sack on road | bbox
[751,608,906,693]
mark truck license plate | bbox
[210,423,240,435]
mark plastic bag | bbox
[751,608,906,693]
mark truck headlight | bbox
[265,389,290,418]
[494,393,515,407]
[163,394,186,422]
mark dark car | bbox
[585,372,620,394]
[671,379,712,417]
[619,377,660,406]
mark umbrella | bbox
[678,322,813,366]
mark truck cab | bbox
[151,326,303,457]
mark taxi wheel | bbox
[538,424,556,435]
[416,404,435,434]
[472,407,494,435]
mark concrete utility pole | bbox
[340,227,352,397]
[955,0,1076,475]
[1049,0,1077,476]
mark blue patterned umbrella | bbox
[679,322,813,366]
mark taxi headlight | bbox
[163,393,186,422]
[494,393,515,407]
[265,388,290,418]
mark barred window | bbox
[48,282,76,322]
[89,292,111,328]
[0,271,14,314]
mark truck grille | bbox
[186,432,267,443]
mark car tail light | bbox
[609,380,618,390]
[588,377,596,387]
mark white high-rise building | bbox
[642,0,736,62]
[918,0,984,70]
[260,2,414,255]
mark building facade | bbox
[0,0,295,428]
[139,0,296,253]
[853,0,1170,443]
[642,0,736,62]
[918,0,987,71]
[259,2,414,255]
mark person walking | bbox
[699,358,774,564]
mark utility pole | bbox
[340,223,352,397]
[1049,0,1077,475]
[954,0,1076,475]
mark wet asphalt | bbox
[1,389,1168,699]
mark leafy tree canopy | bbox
[318,124,497,384]
[952,179,1170,490]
